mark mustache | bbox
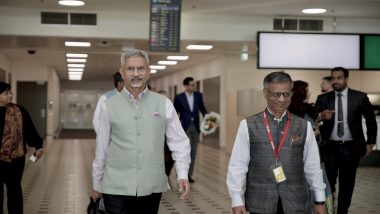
[131,77,143,81]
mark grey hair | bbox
[263,71,293,89]
[120,49,150,67]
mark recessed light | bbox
[68,74,83,81]
[167,56,189,60]
[158,61,177,65]
[66,53,88,58]
[68,71,83,75]
[151,69,157,74]
[58,0,85,6]
[149,65,166,70]
[186,45,213,50]
[68,68,84,72]
[302,8,327,14]
[67,64,85,68]
[65,41,91,47]
[67,58,87,63]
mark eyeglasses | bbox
[126,66,146,73]
[265,89,292,98]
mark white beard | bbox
[131,82,143,88]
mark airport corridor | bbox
[2,138,380,214]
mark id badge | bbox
[271,162,286,183]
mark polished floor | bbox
[2,138,380,214]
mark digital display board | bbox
[149,0,181,52]
[258,32,360,69]
[362,35,380,70]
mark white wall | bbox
[0,53,11,82]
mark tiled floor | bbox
[2,139,380,213]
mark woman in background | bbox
[0,82,43,214]
[289,80,334,214]
[288,80,318,126]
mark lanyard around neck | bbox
[263,111,291,161]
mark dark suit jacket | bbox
[315,88,377,157]
[174,91,207,132]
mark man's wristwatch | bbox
[314,201,325,205]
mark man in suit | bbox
[174,77,208,183]
[315,67,377,214]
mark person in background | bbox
[157,90,175,177]
[289,80,318,127]
[174,77,208,183]
[315,67,377,214]
[91,49,191,214]
[289,80,334,214]
[0,82,44,214]
[227,71,326,214]
[321,76,333,93]
[92,72,124,134]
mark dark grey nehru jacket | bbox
[245,110,311,214]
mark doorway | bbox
[17,81,47,138]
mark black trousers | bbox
[0,156,25,214]
[323,141,360,214]
[103,192,162,214]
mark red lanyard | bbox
[263,111,291,161]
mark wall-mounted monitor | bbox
[362,35,380,70]
[257,32,360,70]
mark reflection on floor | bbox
[59,129,96,139]
[2,139,380,213]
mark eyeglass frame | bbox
[125,66,148,73]
[264,88,293,98]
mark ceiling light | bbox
[167,56,189,60]
[302,8,327,14]
[68,74,83,81]
[68,73,83,77]
[149,65,166,70]
[68,71,83,75]
[150,69,157,74]
[67,58,86,63]
[68,68,84,72]
[186,45,213,50]
[67,64,85,68]
[158,61,177,65]
[58,0,85,6]
[66,53,88,58]
[65,41,91,47]
[69,77,82,81]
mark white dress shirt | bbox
[185,91,194,112]
[92,88,191,192]
[330,88,353,141]
[92,88,120,134]
[226,111,326,208]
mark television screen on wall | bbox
[362,35,380,70]
[257,32,360,69]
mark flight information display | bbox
[149,0,181,52]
